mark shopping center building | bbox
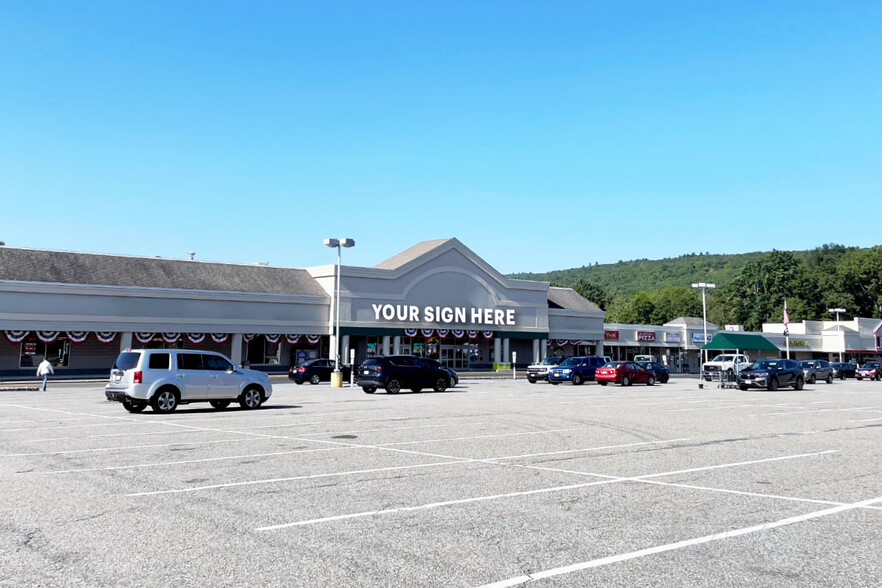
[1,238,879,379]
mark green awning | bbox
[703,332,779,351]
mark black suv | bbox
[738,359,805,391]
[288,358,351,384]
[357,355,452,394]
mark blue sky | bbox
[1,1,880,274]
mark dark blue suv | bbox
[357,355,452,394]
[548,356,608,385]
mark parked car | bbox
[288,358,351,384]
[526,356,566,383]
[637,361,670,383]
[423,358,458,387]
[702,354,751,381]
[357,355,452,394]
[595,361,656,386]
[856,361,882,381]
[105,349,272,413]
[548,356,608,385]
[831,362,857,380]
[799,360,834,384]
[737,359,804,391]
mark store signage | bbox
[371,304,515,326]
[664,332,681,343]
[691,333,713,344]
[604,330,619,341]
[637,331,656,342]
[789,340,809,347]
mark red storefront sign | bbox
[604,330,619,341]
[637,331,657,342]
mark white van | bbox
[634,355,658,364]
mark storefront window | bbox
[19,337,70,368]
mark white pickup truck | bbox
[702,354,751,381]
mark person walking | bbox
[37,356,54,391]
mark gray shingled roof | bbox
[664,317,717,327]
[0,248,328,296]
[547,287,601,311]
[375,238,454,269]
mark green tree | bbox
[572,279,609,310]
[722,250,811,330]
[836,247,882,318]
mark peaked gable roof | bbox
[374,239,455,270]
[547,287,601,312]
[665,317,717,328]
[0,247,327,296]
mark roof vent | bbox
[187,252,196,261]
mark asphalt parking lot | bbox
[1,375,881,587]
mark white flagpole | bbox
[784,300,790,359]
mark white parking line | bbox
[254,450,836,531]
[475,494,882,587]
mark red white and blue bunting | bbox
[5,331,29,343]
[210,333,228,344]
[306,334,322,345]
[265,334,281,344]
[467,330,479,339]
[96,332,116,344]
[37,331,60,343]
[243,334,255,342]
[67,331,89,344]
[482,331,494,340]
[187,333,205,345]
[134,332,155,344]
[161,333,180,344]
[451,329,465,339]
[421,329,434,338]
[436,329,449,338]
[556,340,569,346]
[404,329,418,338]
[285,334,301,345]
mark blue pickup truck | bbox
[548,356,609,385]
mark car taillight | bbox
[298,367,306,372]
[133,371,142,384]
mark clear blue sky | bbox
[1,1,880,274]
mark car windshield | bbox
[863,362,880,368]
[800,361,815,367]
[606,362,625,368]
[748,360,777,370]
[711,355,734,362]
[113,351,141,370]
[560,358,580,367]
[541,357,561,365]
[362,359,383,367]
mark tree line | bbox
[538,244,882,330]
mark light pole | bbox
[691,282,715,369]
[324,238,355,387]
[828,307,845,363]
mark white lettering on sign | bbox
[370,304,516,326]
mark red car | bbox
[595,361,656,386]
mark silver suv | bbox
[105,349,273,414]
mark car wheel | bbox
[294,381,303,385]
[572,373,583,386]
[386,378,401,394]
[362,386,376,394]
[239,387,263,409]
[809,374,816,384]
[826,374,833,384]
[433,377,448,393]
[795,376,805,390]
[876,373,881,381]
[768,378,779,391]
[151,388,179,414]
[622,376,631,387]
[647,376,655,386]
[840,373,846,380]
[527,376,536,384]
[123,400,147,413]
[309,374,321,385]
[210,400,231,409]
[661,375,669,383]
[739,384,748,391]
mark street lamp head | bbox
[324,238,339,248]
[340,238,355,248]
[828,308,845,314]
[691,282,716,289]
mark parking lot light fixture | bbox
[828,308,846,363]
[325,238,355,387]
[691,283,715,368]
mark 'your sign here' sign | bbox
[372,304,515,326]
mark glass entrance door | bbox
[440,344,469,369]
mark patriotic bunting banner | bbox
[557,340,569,346]
[436,329,449,338]
[482,331,494,339]
[210,333,229,344]
[134,332,155,344]
[421,329,434,338]
[451,329,465,339]
[265,334,281,344]
[5,331,29,343]
[187,333,205,344]
[96,332,117,344]
[467,330,479,339]
[161,333,180,344]
[67,331,89,344]
[37,331,60,343]
[285,334,301,345]
[404,329,417,338]
[243,334,255,342]
[306,334,321,345]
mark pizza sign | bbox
[637,331,656,342]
